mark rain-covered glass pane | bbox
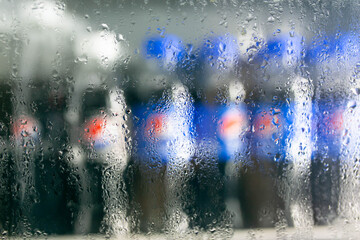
[1,0,360,239]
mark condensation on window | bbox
[0,0,360,239]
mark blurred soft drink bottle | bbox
[9,1,76,234]
[245,32,314,229]
[126,34,195,233]
[66,29,130,235]
[306,34,345,225]
[189,34,246,232]
[309,33,360,227]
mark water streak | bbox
[286,76,314,235]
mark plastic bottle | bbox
[127,34,195,233]
[66,29,130,235]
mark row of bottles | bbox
[0,3,359,236]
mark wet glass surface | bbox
[0,0,360,239]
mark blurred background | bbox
[0,0,360,239]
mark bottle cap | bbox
[143,34,184,70]
[200,34,239,70]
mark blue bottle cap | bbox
[200,34,239,70]
[254,34,304,66]
[306,33,360,65]
[143,34,184,69]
